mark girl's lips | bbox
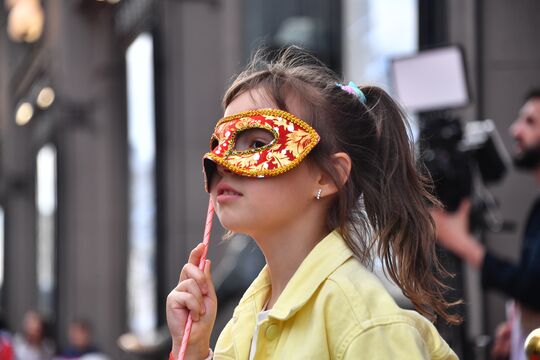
[215,182,243,203]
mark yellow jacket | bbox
[214,231,458,359]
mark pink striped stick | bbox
[178,198,215,360]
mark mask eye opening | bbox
[232,127,278,154]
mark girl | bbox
[166,46,459,359]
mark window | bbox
[243,0,342,71]
[343,0,418,89]
[36,144,57,316]
[126,32,157,335]
[0,207,4,309]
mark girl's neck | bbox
[253,218,330,310]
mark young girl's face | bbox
[209,89,321,238]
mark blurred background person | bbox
[0,315,13,360]
[57,320,107,360]
[432,89,540,360]
[1,1,539,359]
[13,311,54,360]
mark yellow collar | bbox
[236,230,353,321]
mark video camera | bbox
[391,46,511,230]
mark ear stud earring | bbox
[316,189,322,200]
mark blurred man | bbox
[432,89,540,360]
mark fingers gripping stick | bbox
[178,198,215,360]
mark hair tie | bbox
[336,81,366,103]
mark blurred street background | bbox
[0,0,539,359]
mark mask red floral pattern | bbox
[203,109,320,191]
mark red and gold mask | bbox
[203,109,320,191]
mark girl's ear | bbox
[317,152,352,196]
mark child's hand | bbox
[167,243,217,359]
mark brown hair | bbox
[224,46,460,324]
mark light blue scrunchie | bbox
[336,81,367,103]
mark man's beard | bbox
[513,142,540,170]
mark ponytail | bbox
[356,87,460,324]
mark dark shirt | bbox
[481,196,540,310]
[60,345,100,358]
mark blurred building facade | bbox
[0,0,246,358]
[0,0,538,359]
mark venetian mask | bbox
[203,109,320,191]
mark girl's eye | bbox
[234,128,275,151]
[250,140,267,149]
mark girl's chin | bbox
[215,211,261,236]
[221,224,248,235]
[216,217,247,234]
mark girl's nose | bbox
[216,164,231,177]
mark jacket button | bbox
[265,324,279,340]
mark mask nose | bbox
[203,158,217,193]
[203,158,233,192]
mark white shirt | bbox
[248,309,271,360]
